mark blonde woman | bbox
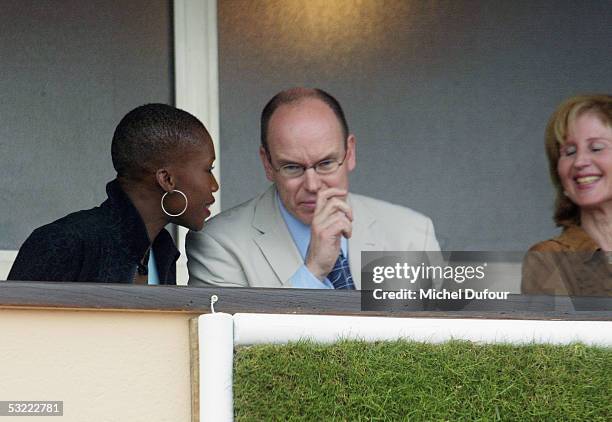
[522,94,612,296]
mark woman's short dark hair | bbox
[111,103,209,179]
[545,94,612,227]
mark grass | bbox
[233,340,611,421]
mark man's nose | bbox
[302,168,322,192]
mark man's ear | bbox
[346,134,356,172]
[259,146,275,182]
[155,168,175,192]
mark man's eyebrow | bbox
[316,153,339,161]
[275,157,303,166]
[274,151,342,166]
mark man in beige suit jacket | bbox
[187,87,440,288]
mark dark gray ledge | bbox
[0,282,610,320]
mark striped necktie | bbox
[327,251,355,289]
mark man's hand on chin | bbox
[305,187,353,281]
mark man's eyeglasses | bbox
[268,149,348,178]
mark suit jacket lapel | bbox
[252,186,303,287]
[348,195,383,289]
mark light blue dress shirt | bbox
[147,248,160,285]
[277,193,348,289]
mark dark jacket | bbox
[8,180,179,284]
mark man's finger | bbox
[316,213,353,239]
[314,187,348,213]
[315,197,353,222]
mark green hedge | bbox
[234,340,611,421]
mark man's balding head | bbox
[260,87,349,153]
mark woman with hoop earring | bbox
[8,103,218,284]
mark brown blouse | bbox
[521,225,612,296]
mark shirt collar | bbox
[558,224,603,264]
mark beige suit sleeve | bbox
[186,230,249,287]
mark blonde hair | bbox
[544,94,612,226]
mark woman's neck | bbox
[117,177,167,243]
[580,204,612,251]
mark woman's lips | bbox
[203,203,213,218]
[575,175,600,184]
[574,175,602,189]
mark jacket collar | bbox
[347,194,381,289]
[557,225,601,265]
[251,186,302,286]
[252,185,281,234]
[557,225,599,251]
[104,180,179,284]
